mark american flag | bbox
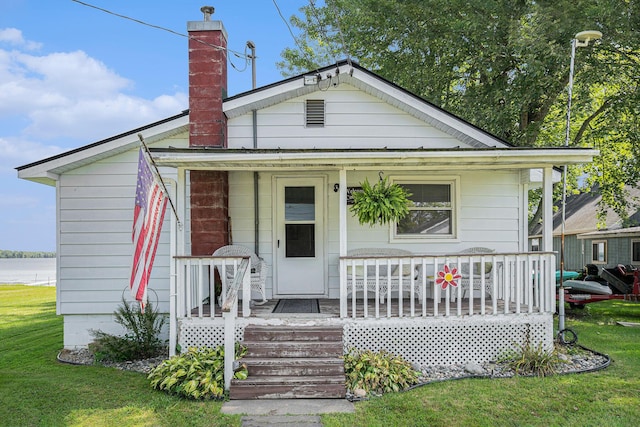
[130,148,168,310]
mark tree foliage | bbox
[279,0,640,227]
[0,250,55,258]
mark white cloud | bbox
[0,30,188,144]
[24,91,188,140]
[0,28,42,50]
[0,136,63,173]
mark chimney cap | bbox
[200,6,215,21]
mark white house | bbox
[18,10,597,397]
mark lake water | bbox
[0,258,56,285]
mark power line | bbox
[326,0,353,68]
[70,0,250,71]
[272,0,303,53]
[272,0,321,76]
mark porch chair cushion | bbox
[345,248,422,302]
[212,245,268,303]
[457,247,495,299]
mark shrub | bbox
[344,348,420,395]
[498,340,565,377]
[148,343,248,400]
[89,298,166,362]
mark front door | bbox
[274,176,326,296]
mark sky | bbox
[1,0,307,252]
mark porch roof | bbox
[150,147,597,171]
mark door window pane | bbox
[286,224,315,257]
[285,187,315,221]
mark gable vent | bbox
[306,99,325,127]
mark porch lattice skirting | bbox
[178,319,245,349]
[342,314,552,365]
[177,314,552,366]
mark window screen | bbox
[396,183,453,236]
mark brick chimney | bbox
[187,6,229,255]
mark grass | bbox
[0,285,241,427]
[2,285,640,426]
[326,300,640,427]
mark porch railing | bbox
[174,255,251,390]
[339,251,556,319]
[174,255,252,319]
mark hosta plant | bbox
[350,176,412,226]
[344,348,420,395]
[148,343,248,400]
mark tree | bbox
[279,0,640,228]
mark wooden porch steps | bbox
[230,325,346,400]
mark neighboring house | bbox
[529,186,640,271]
[17,11,597,392]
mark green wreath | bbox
[350,176,412,227]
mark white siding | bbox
[228,169,523,299]
[57,134,187,328]
[227,83,463,150]
[228,171,275,298]
[63,314,169,349]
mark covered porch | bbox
[151,147,595,390]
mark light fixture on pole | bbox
[559,30,602,336]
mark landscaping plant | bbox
[498,340,565,377]
[343,348,420,395]
[350,176,412,226]
[148,343,248,400]
[89,297,166,362]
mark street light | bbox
[559,30,602,335]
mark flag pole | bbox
[137,133,181,228]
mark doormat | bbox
[272,299,320,314]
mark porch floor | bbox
[190,297,525,318]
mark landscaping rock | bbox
[464,362,485,375]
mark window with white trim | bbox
[631,239,640,263]
[394,180,457,239]
[592,240,607,264]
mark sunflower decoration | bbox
[435,265,461,290]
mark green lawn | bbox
[0,285,240,427]
[2,285,639,426]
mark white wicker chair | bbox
[345,248,422,302]
[457,247,495,300]
[212,245,268,303]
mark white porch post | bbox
[169,168,187,357]
[542,167,554,253]
[339,168,347,317]
[223,311,235,390]
[167,178,177,357]
[542,167,556,313]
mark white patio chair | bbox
[212,245,268,303]
[457,247,495,300]
[345,248,422,302]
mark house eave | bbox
[150,147,598,171]
[16,114,189,184]
[577,226,640,239]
